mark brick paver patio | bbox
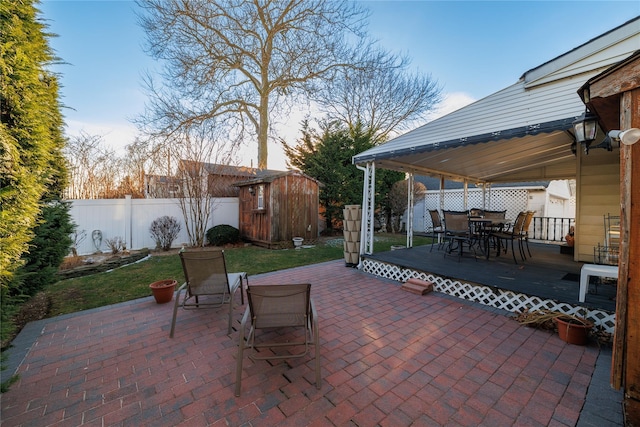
[1,260,609,426]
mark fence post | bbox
[125,195,132,251]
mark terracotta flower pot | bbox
[555,316,593,345]
[149,279,177,304]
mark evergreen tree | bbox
[1,0,71,341]
[284,121,403,231]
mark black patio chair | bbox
[490,211,528,264]
[443,210,476,261]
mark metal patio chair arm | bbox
[235,305,252,397]
[169,282,188,338]
[310,297,321,389]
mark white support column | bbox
[439,176,445,212]
[358,162,376,257]
[406,173,414,248]
[463,180,468,210]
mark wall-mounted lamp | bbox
[572,109,599,154]
[248,186,255,195]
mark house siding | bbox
[575,148,620,262]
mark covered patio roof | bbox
[353,17,640,184]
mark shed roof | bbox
[353,16,640,184]
[233,169,322,187]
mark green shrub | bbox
[206,225,240,246]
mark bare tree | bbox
[118,138,154,198]
[387,179,427,233]
[313,48,442,144]
[64,132,119,199]
[136,0,371,169]
[64,133,153,199]
[171,128,233,247]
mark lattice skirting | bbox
[361,258,616,334]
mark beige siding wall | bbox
[575,148,620,262]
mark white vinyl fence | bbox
[69,196,239,255]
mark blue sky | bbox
[38,1,639,169]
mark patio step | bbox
[402,278,434,295]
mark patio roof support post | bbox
[356,162,375,260]
[406,173,414,248]
[463,180,469,211]
[481,184,487,210]
[439,176,445,212]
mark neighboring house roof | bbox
[353,17,640,184]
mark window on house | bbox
[257,185,264,209]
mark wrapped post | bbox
[343,205,361,267]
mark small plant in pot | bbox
[149,279,178,304]
[515,309,593,345]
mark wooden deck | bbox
[363,241,616,313]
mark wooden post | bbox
[614,88,640,422]
[579,52,640,425]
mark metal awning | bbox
[353,18,639,184]
[354,120,578,183]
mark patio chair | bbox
[481,210,508,251]
[170,250,247,337]
[490,211,528,264]
[428,209,446,252]
[521,210,536,258]
[235,283,320,396]
[443,210,476,261]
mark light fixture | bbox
[572,109,599,154]
[248,186,255,195]
[609,128,640,146]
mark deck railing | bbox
[530,217,575,242]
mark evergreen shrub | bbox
[206,225,240,246]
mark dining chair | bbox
[490,211,528,264]
[428,209,446,252]
[521,210,536,258]
[443,210,476,261]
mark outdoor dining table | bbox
[468,217,512,259]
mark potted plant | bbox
[149,279,178,304]
[515,309,593,345]
[554,314,593,346]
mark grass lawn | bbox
[46,234,431,317]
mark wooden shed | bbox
[235,171,321,248]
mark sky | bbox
[38,1,640,170]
